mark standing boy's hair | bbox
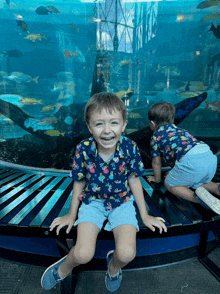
[148,102,175,127]
[85,92,127,124]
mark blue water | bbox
[0,0,219,165]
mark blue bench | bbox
[0,161,220,289]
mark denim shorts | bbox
[74,197,139,232]
[165,145,217,189]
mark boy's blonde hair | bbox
[148,102,175,127]
[85,92,127,124]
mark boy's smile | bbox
[87,108,127,154]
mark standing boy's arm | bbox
[50,180,86,235]
[128,177,167,233]
[148,156,162,183]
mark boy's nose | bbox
[104,123,111,133]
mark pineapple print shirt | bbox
[71,135,145,210]
[150,124,203,163]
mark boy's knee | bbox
[116,245,136,264]
[71,246,95,264]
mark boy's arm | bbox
[148,155,162,183]
[128,176,167,233]
[50,180,86,235]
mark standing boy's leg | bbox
[41,222,100,290]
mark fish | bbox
[69,24,79,32]
[201,13,220,21]
[38,117,58,125]
[52,81,75,92]
[5,72,39,84]
[19,98,43,105]
[63,49,81,59]
[0,135,6,142]
[0,49,23,58]
[127,113,142,119]
[115,87,134,99]
[156,64,161,72]
[119,59,132,66]
[16,20,28,33]
[197,0,220,9]
[161,66,181,76]
[24,33,47,42]
[45,5,61,14]
[209,23,220,39]
[35,6,51,15]
[44,129,65,137]
[176,91,204,98]
[153,81,166,90]
[205,100,220,112]
[41,105,58,112]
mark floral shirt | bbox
[71,136,145,210]
[150,124,203,163]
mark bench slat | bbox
[8,177,63,225]
[30,178,72,227]
[0,175,43,205]
[0,172,25,187]
[0,174,33,193]
[0,176,52,220]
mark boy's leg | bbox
[164,183,197,202]
[41,222,100,290]
[200,181,220,196]
[110,224,137,275]
[59,222,100,277]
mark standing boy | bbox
[41,92,167,292]
[147,101,220,213]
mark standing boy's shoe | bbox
[41,255,67,290]
[105,250,122,292]
[195,187,220,215]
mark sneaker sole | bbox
[41,255,67,288]
[196,187,220,215]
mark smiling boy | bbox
[41,92,167,292]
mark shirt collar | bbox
[87,136,128,159]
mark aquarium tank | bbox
[0,0,219,170]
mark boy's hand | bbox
[49,214,75,235]
[142,215,167,234]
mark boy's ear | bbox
[87,123,92,134]
[150,120,156,127]
[122,120,128,132]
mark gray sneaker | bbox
[105,250,122,292]
[195,187,220,215]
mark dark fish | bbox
[45,5,61,14]
[35,6,51,15]
[209,23,220,39]
[1,49,23,58]
[16,20,28,33]
[197,0,220,9]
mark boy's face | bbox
[87,108,127,154]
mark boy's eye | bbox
[111,121,118,125]
[96,122,103,126]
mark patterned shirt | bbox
[150,124,203,163]
[71,135,145,210]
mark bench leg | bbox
[198,230,220,282]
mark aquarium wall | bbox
[0,0,219,170]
